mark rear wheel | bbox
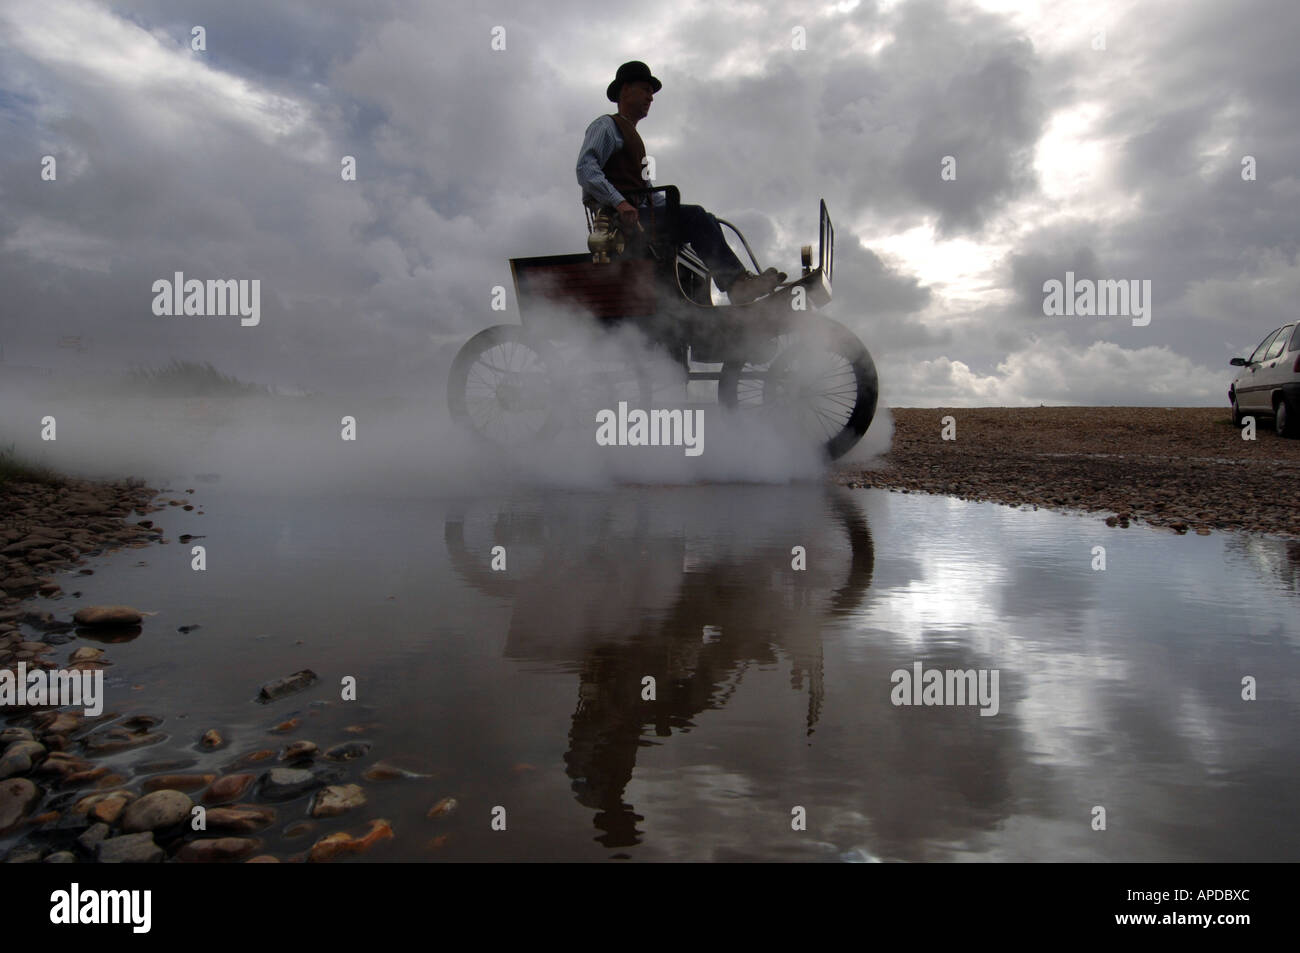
[718,317,878,461]
[1276,394,1296,437]
[448,325,561,445]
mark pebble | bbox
[257,768,323,802]
[0,778,40,833]
[72,605,143,626]
[311,784,367,818]
[0,740,46,779]
[427,797,458,819]
[280,741,317,761]
[76,822,110,853]
[175,837,260,863]
[361,762,430,781]
[143,773,216,793]
[307,819,394,862]
[200,729,224,749]
[119,789,194,832]
[98,831,164,863]
[203,774,255,804]
[258,670,319,702]
[324,741,371,762]
[205,805,276,833]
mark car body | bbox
[1230,323,1300,435]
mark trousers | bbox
[637,202,747,291]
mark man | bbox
[576,61,786,305]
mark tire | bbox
[718,317,878,461]
[1275,394,1296,437]
[447,325,562,445]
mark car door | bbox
[1240,327,1281,412]
[1257,323,1295,412]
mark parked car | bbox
[1230,323,1300,436]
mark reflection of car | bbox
[1230,323,1300,435]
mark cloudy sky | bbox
[1,0,1297,405]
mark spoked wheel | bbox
[448,325,562,445]
[718,317,878,461]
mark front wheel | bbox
[718,317,878,461]
[447,325,562,445]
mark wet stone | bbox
[257,768,323,802]
[72,605,143,627]
[119,789,193,833]
[203,774,255,804]
[258,670,319,703]
[324,741,371,762]
[143,773,215,793]
[311,784,367,818]
[98,832,163,863]
[76,822,109,854]
[175,837,260,863]
[205,804,275,834]
[0,778,41,833]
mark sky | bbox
[1,0,1297,406]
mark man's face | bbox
[620,80,654,119]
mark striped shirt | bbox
[576,115,665,209]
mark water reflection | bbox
[446,486,873,847]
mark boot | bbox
[726,267,788,305]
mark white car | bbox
[1230,323,1299,436]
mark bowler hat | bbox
[607,61,661,102]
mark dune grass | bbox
[0,442,65,488]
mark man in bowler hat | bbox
[576,61,786,304]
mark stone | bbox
[200,729,224,749]
[175,837,260,863]
[324,741,370,762]
[97,832,164,863]
[204,804,275,834]
[0,740,46,779]
[76,822,109,854]
[89,793,132,824]
[143,773,215,793]
[72,605,143,626]
[307,819,394,862]
[44,850,76,863]
[427,796,458,819]
[119,789,193,833]
[257,768,322,802]
[280,741,317,761]
[257,670,318,702]
[69,646,104,663]
[203,773,255,804]
[0,778,40,833]
[311,784,367,818]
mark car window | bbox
[1249,329,1281,364]
[1289,325,1300,352]
[1265,325,1294,361]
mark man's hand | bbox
[616,201,640,231]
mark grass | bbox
[0,442,65,488]
[118,359,270,397]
